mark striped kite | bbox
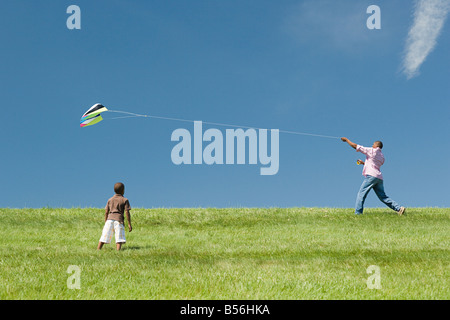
[80,103,108,127]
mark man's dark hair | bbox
[375,141,383,149]
[114,182,125,194]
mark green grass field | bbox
[0,207,448,300]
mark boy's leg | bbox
[114,221,126,250]
[372,179,402,212]
[355,175,377,214]
[98,220,114,249]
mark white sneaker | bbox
[398,207,406,216]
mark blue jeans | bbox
[355,175,401,214]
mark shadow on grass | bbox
[97,244,154,251]
[122,245,154,251]
[362,209,405,216]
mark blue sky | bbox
[1,0,449,208]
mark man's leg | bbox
[355,175,377,214]
[372,179,402,212]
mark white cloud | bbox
[402,0,450,79]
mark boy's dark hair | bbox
[375,141,383,149]
[114,182,125,194]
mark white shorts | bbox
[99,220,126,244]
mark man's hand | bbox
[341,137,357,149]
[128,224,132,232]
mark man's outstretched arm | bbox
[341,137,357,149]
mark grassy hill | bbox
[0,207,448,299]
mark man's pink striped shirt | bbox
[356,145,384,180]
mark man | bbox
[341,137,405,215]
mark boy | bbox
[97,182,132,251]
[341,137,405,215]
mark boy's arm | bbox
[126,210,132,232]
[104,208,109,222]
[341,137,357,150]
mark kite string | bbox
[107,109,340,140]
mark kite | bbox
[79,103,340,139]
[80,103,109,127]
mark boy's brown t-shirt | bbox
[105,194,131,223]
